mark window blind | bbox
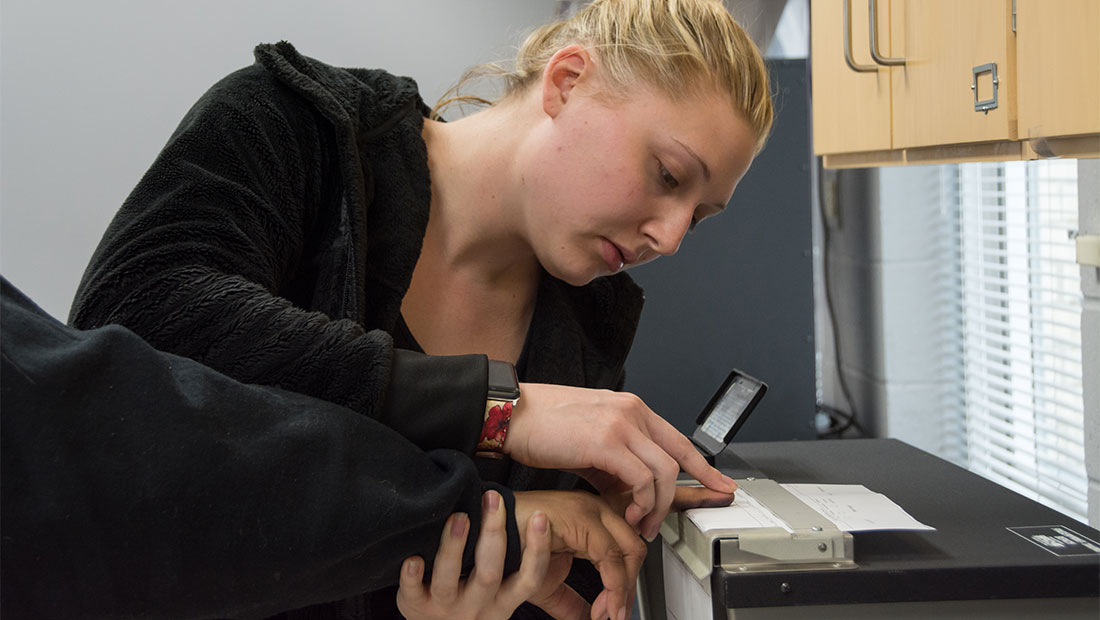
[956,160,1087,522]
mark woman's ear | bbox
[541,44,591,119]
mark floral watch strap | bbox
[477,398,514,454]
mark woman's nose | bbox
[644,204,694,257]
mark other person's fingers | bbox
[497,510,552,611]
[427,512,468,606]
[463,491,507,607]
[396,556,428,613]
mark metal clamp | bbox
[868,0,906,66]
[1076,234,1100,267]
[972,62,999,112]
[844,0,877,72]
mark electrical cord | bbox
[816,403,865,438]
[815,159,865,439]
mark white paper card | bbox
[684,487,795,533]
[781,483,935,532]
[685,483,935,534]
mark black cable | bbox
[815,160,864,439]
[816,403,865,438]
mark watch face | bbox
[488,360,520,399]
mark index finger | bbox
[645,415,738,494]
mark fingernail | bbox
[722,474,738,491]
[451,513,468,538]
[483,490,500,513]
[405,557,421,576]
[533,511,548,534]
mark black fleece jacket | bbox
[2,276,497,619]
[65,42,645,618]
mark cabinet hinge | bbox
[1012,0,1017,33]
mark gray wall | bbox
[0,0,556,320]
[624,60,817,442]
[1080,158,1099,528]
[814,167,884,435]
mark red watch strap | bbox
[477,400,513,453]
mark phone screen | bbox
[691,370,766,457]
[699,375,758,440]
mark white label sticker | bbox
[1007,525,1100,557]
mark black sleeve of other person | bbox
[0,275,512,620]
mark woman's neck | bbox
[420,101,540,290]
[402,103,542,362]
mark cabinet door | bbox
[1016,0,1100,140]
[891,0,1016,148]
[811,0,893,154]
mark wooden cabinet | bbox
[811,0,893,154]
[811,0,1100,167]
[890,0,1016,148]
[1016,0,1100,147]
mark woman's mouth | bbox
[600,238,628,274]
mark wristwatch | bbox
[477,360,520,454]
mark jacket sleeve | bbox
[67,64,483,453]
[1,277,519,620]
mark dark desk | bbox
[646,438,1100,619]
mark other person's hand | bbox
[504,383,738,540]
[397,490,552,620]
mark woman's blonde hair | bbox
[433,0,773,154]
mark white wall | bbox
[0,0,556,320]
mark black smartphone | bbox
[690,369,767,458]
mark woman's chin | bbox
[550,266,599,288]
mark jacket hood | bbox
[254,41,429,141]
[253,41,433,328]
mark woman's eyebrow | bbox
[672,138,710,182]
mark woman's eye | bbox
[659,162,679,189]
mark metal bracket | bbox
[661,479,859,579]
[972,62,999,113]
[1076,235,1100,267]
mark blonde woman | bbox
[69,0,772,619]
